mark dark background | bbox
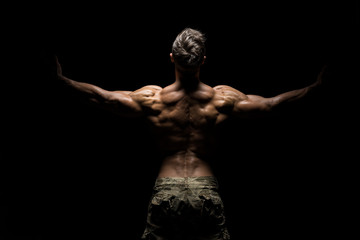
[3,1,358,239]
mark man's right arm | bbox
[55,56,143,117]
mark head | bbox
[170,28,206,73]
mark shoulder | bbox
[130,85,162,98]
[213,85,248,102]
[132,85,163,96]
[129,85,163,107]
[211,85,248,112]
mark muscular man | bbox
[55,28,325,240]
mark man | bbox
[55,28,325,240]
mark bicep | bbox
[101,90,143,117]
[234,94,276,114]
[214,85,276,118]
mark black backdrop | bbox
[3,1,358,239]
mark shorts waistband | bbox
[155,176,218,188]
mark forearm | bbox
[58,75,107,103]
[272,81,319,105]
[57,74,142,116]
[275,64,326,105]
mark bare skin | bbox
[55,54,325,178]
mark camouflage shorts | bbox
[141,176,231,240]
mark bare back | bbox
[129,82,245,178]
[55,52,322,178]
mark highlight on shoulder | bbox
[213,85,248,100]
[129,85,163,108]
[131,85,163,97]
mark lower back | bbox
[157,150,214,178]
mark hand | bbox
[315,64,328,86]
[55,55,63,78]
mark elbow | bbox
[265,98,280,111]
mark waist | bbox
[158,152,214,178]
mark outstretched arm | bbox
[214,65,327,118]
[55,56,142,117]
[236,65,326,114]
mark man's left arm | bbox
[235,65,327,113]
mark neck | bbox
[174,68,201,91]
